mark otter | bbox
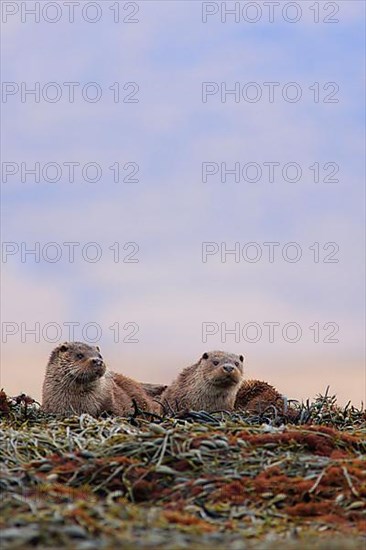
[42,342,159,417]
[140,383,167,398]
[141,372,295,418]
[160,351,244,413]
[235,379,285,413]
[235,379,298,420]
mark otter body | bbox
[140,383,167,398]
[235,379,285,413]
[235,379,298,420]
[42,342,158,417]
[143,378,288,414]
[161,351,244,413]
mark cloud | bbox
[1,0,364,406]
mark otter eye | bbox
[235,361,239,367]
[77,353,84,360]
[212,360,219,366]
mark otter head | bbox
[48,341,106,384]
[199,351,244,388]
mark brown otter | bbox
[140,383,167,398]
[235,379,285,413]
[42,342,159,417]
[235,379,298,420]
[160,351,244,413]
[141,372,297,419]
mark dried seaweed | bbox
[0,389,365,549]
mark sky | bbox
[1,0,365,406]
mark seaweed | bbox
[0,389,365,549]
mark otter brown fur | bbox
[42,342,159,416]
[112,373,160,413]
[161,351,244,413]
[235,379,285,413]
[235,379,298,420]
[140,383,167,398]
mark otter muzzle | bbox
[222,363,235,373]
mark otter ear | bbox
[95,345,101,352]
[59,343,69,353]
[239,355,244,363]
[202,352,209,360]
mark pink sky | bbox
[1,1,365,408]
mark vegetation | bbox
[1,389,365,549]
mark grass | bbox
[0,389,365,549]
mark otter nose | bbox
[92,358,104,367]
[223,364,234,373]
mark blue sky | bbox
[1,1,365,405]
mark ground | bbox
[0,390,365,549]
